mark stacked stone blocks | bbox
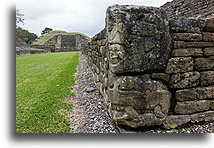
[164,18,214,128]
[82,5,214,130]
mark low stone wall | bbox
[82,4,214,130]
[30,45,54,51]
[16,47,48,56]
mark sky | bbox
[16,0,172,37]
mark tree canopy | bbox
[16,28,38,44]
[16,9,38,44]
[41,27,53,35]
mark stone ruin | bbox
[161,0,214,19]
[31,34,89,52]
[16,37,48,56]
[82,4,214,130]
[16,32,89,56]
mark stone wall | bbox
[16,47,48,56]
[82,4,214,130]
[163,17,214,129]
[31,34,89,52]
[161,0,214,19]
[30,45,54,52]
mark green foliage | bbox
[41,27,53,35]
[27,32,38,44]
[16,52,79,133]
[16,27,38,44]
[170,125,179,133]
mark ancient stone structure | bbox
[31,34,89,52]
[82,4,214,130]
[161,0,214,19]
[16,37,28,47]
[16,47,48,56]
[16,38,48,56]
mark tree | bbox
[16,27,38,44]
[41,27,53,35]
[16,9,38,44]
[16,9,24,28]
[27,32,38,44]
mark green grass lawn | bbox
[16,52,79,133]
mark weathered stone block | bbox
[106,5,171,74]
[173,33,202,41]
[203,32,214,41]
[194,56,214,70]
[185,42,214,48]
[151,73,170,82]
[172,48,203,57]
[169,18,204,33]
[210,101,214,110]
[203,18,214,32]
[174,41,186,49]
[175,100,210,114]
[112,108,164,128]
[203,47,214,56]
[190,111,214,123]
[200,71,214,86]
[165,57,193,74]
[172,41,213,49]
[176,88,197,101]
[174,41,214,48]
[163,115,190,129]
[196,86,214,99]
[108,74,171,128]
[169,72,200,89]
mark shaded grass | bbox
[16,52,79,133]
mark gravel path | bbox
[67,53,213,133]
[67,53,119,133]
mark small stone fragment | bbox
[85,87,95,92]
[163,115,190,129]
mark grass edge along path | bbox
[16,52,79,133]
